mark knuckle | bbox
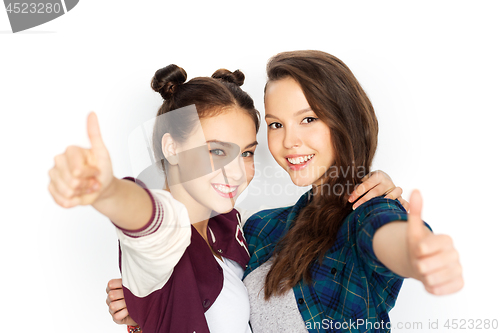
[107,280,115,290]
[109,302,118,312]
[425,285,436,295]
[416,261,426,274]
[422,274,432,286]
[66,188,74,198]
[416,244,425,257]
[109,290,118,300]
[66,145,78,154]
[71,178,81,188]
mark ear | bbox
[162,133,179,165]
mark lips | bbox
[212,183,239,198]
[285,154,315,171]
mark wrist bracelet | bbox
[127,325,141,333]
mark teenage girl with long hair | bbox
[242,50,463,332]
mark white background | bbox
[1,1,499,332]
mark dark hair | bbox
[150,64,260,173]
[263,50,379,299]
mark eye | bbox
[301,117,318,124]
[210,149,226,156]
[268,122,283,129]
[241,151,255,158]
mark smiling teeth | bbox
[287,154,314,165]
[214,185,237,193]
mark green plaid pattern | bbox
[243,192,431,333]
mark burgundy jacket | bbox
[119,207,251,333]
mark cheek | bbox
[267,131,282,160]
[244,160,255,185]
[311,125,334,157]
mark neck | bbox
[192,219,210,241]
[169,184,212,242]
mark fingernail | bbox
[348,197,353,203]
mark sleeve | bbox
[116,188,191,298]
[355,197,432,277]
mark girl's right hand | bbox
[106,278,137,326]
[48,112,114,208]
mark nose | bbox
[283,127,301,149]
[222,154,245,183]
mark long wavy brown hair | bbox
[264,50,379,299]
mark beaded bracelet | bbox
[127,325,141,333]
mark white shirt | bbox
[205,256,252,333]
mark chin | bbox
[290,177,315,187]
[211,201,235,214]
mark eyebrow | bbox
[244,141,258,150]
[206,140,258,150]
[265,107,313,120]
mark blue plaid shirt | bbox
[243,192,431,333]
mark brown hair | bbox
[263,50,379,298]
[150,64,260,174]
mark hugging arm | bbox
[106,279,138,327]
[349,170,409,211]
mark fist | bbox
[407,190,464,295]
[106,278,137,326]
[48,112,114,207]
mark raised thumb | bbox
[407,189,426,246]
[87,112,107,156]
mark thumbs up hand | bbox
[48,112,115,208]
[407,190,464,295]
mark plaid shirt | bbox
[243,192,431,333]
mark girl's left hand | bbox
[106,278,137,326]
[407,190,464,295]
[348,170,409,211]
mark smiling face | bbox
[169,107,257,218]
[265,77,334,187]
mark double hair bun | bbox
[151,64,245,100]
[151,64,188,100]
